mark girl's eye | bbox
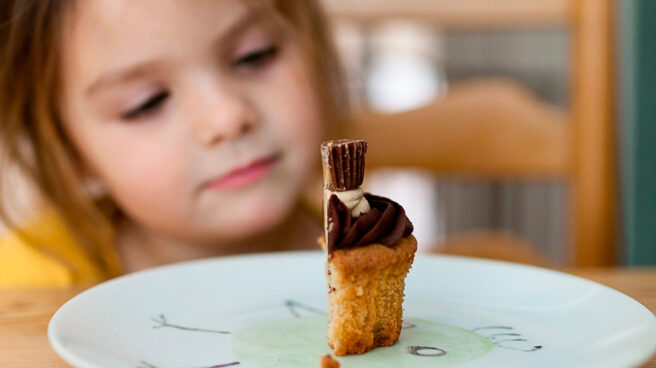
[121,91,170,121]
[234,45,278,69]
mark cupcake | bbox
[320,139,417,356]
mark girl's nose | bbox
[191,82,256,147]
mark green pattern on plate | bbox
[232,315,493,367]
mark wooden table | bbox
[1,268,655,367]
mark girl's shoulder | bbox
[0,210,112,288]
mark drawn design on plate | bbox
[137,361,239,368]
[472,326,542,352]
[407,345,447,356]
[141,300,542,368]
[281,300,543,354]
[284,299,326,317]
[151,314,230,334]
[138,316,237,367]
[232,300,495,367]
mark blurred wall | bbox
[333,22,570,264]
[439,28,569,263]
[618,0,656,265]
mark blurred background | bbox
[319,0,655,267]
[1,0,651,270]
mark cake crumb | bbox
[320,354,340,368]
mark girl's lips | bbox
[206,154,280,190]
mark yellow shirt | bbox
[0,210,120,288]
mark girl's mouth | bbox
[206,153,280,190]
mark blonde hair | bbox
[0,0,348,278]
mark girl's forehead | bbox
[61,0,272,95]
[66,0,254,40]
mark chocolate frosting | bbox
[327,193,414,254]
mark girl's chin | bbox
[233,209,284,236]
[195,194,295,241]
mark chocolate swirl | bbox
[327,193,414,254]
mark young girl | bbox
[0,0,348,287]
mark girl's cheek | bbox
[102,144,188,215]
[275,60,323,144]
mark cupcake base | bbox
[324,235,417,355]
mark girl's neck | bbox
[115,206,320,273]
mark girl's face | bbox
[59,0,323,244]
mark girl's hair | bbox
[0,0,348,278]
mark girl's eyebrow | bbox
[85,63,157,97]
[84,9,261,97]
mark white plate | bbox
[49,252,656,368]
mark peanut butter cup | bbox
[320,139,367,192]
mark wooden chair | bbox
[323,0,617,267]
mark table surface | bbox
[1,267,655,367]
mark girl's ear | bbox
[76,158,108,199]
[82,176,107,199]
